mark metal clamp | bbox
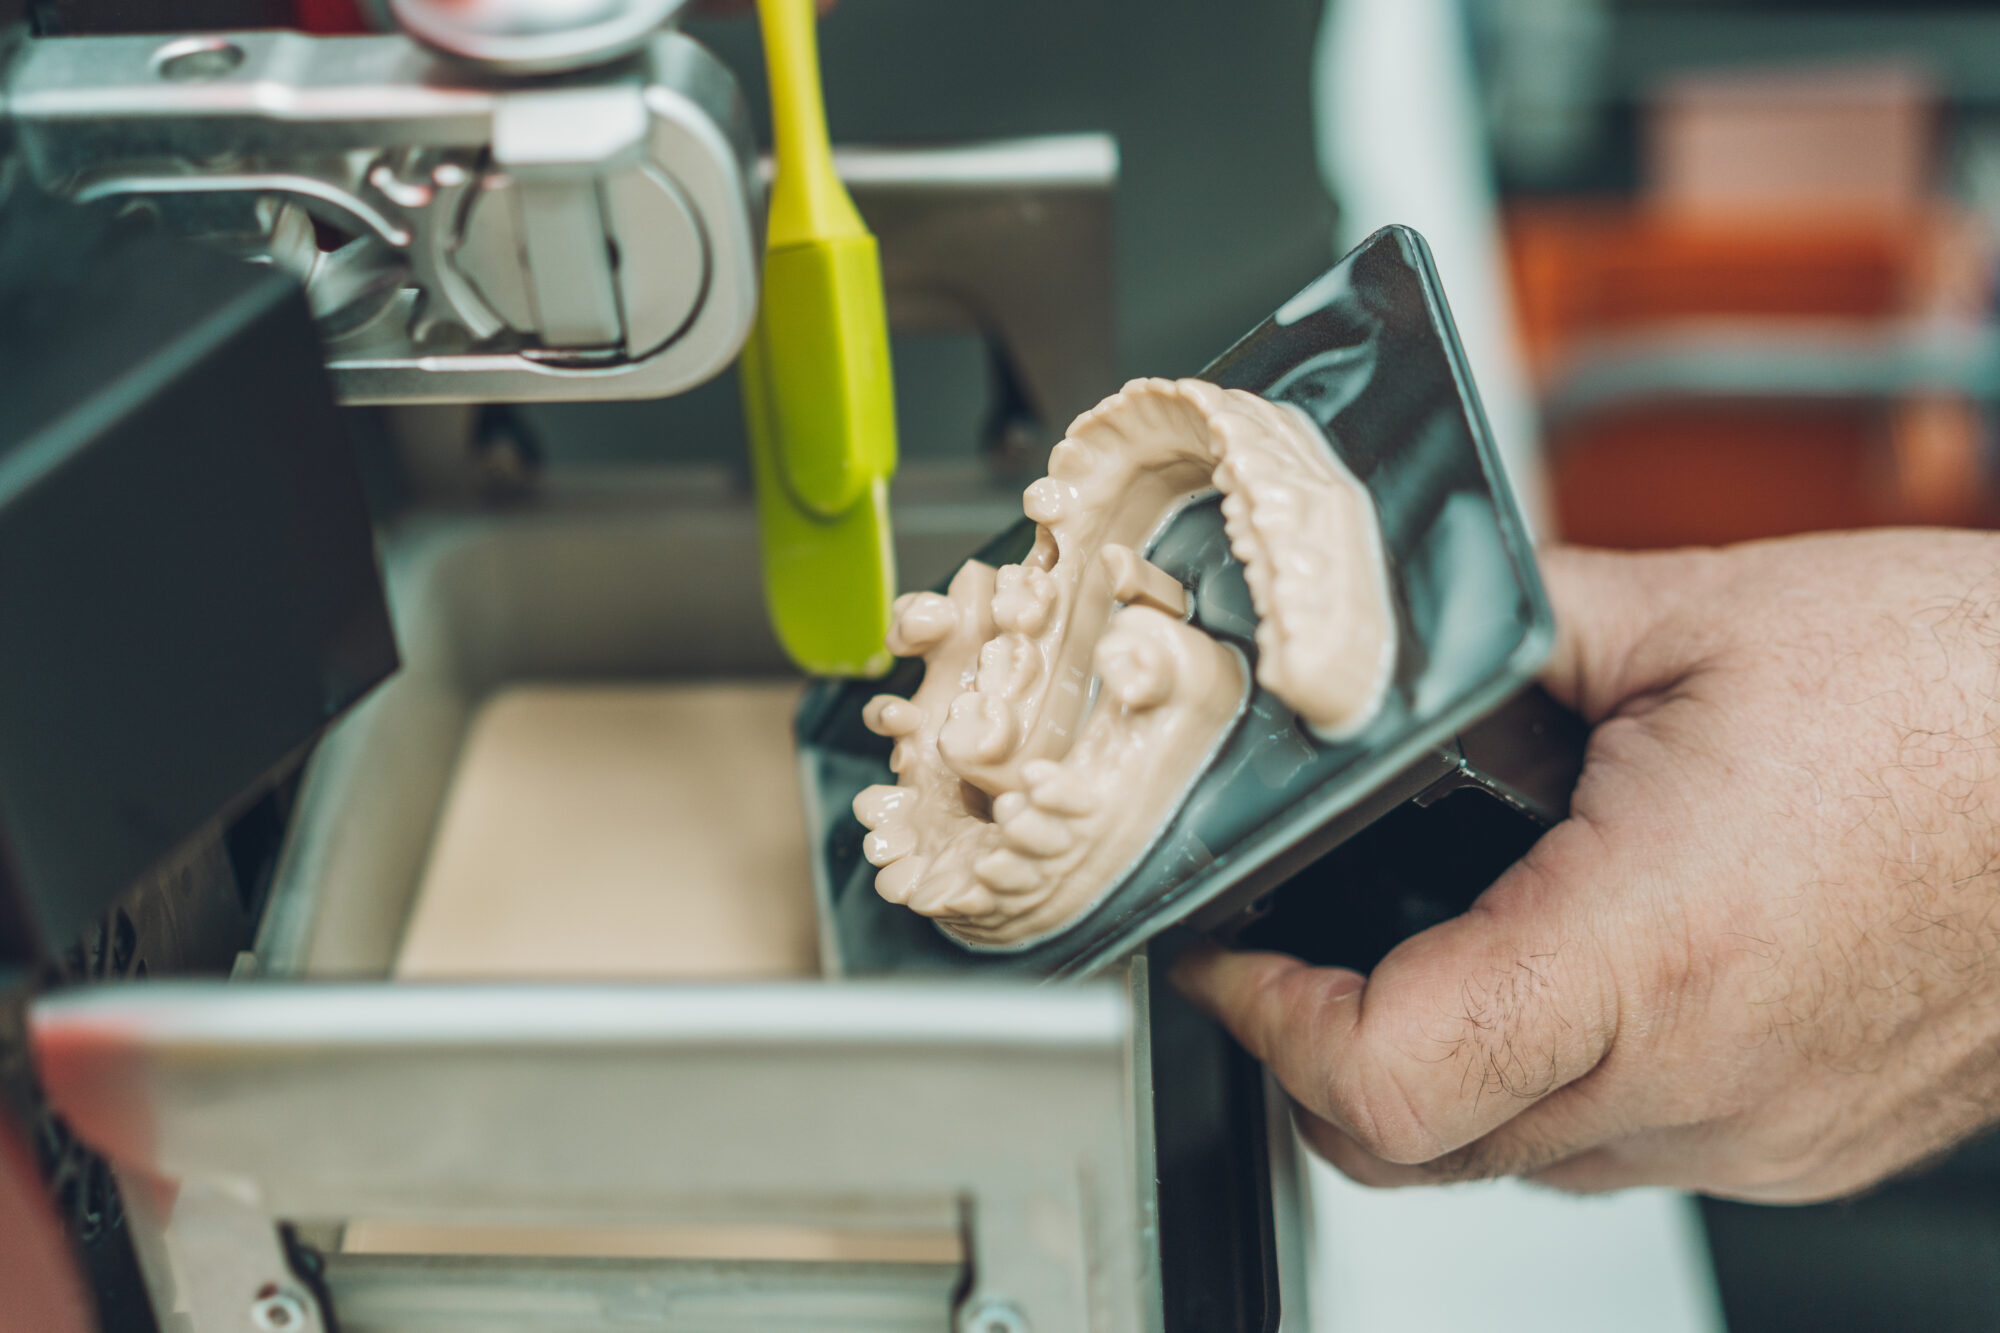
[3,28,760,404]
[118,1180,332,1333]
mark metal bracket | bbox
[119,1179,331,1333]
[3,28,760,404]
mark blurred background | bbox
[537,0,2000,561]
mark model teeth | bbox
[1046,438,1099,481]
[974,847,1041,893]
[863,697,923,739]
[875,856,929,903]
[886,591,957,656]
[998,806,1075,857]
[854,377,1394,947]
[974,634,1040,698]
[942,692,1018,765]
[992,565,1057,635]
[925,876,998,921]
[1021,760,1097,817]
[863,824,918,866]
[1097,629,1172,709]
[853,783,909,828]
[1022,477,1072,525]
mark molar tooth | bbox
[1019,758,1059,785]
[974,848,1042,894]
[1023,762,1098,817]
[992,565,1056,636]
[999,807,1074,857]
[885,592,955,656]
[1098,621,1174,709]
[863,825,917,867]
[975,634,1040,697]
[853,783,910,828]
[941,692,1018,765]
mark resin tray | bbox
[798,226,1555,978]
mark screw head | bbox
[250,1290,308,1331]
[957,1298,1029,1333]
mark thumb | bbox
[1173,818,1621,1164]
[1538,545,1724,723]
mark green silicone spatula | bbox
[740,0,897,677]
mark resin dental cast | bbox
[855,378,1396,948]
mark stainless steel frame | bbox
[839,136,1118,463]
[33,978,1154,1333]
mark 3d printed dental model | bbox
[855,378,1396,948]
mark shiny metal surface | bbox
[31,975,1154,1333]
[6,29,758,403]
[835,136,1117,466]
[389,0,690,75]
[116,1181,333,1333]
[321,1252,959,1332]
[802,225,1558,977]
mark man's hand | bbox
[1175,531,2000,1202]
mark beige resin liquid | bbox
[341,680,958,1264]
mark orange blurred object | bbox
[1516,63,1995,549]
[1649,64,1936,224]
